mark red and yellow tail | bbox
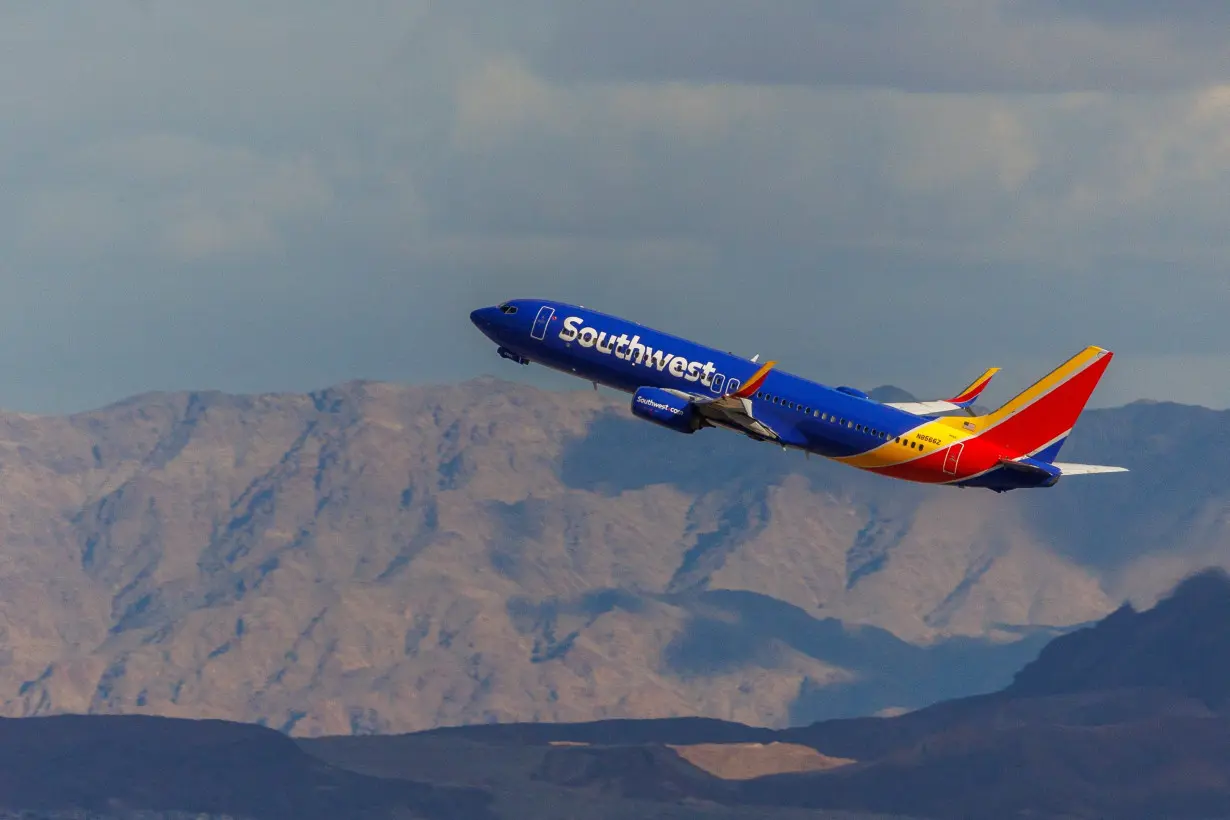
[942,346,1113,460]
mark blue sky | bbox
[3,2,1230,412]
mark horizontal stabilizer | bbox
[1052,462,1129,475]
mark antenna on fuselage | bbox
[751,354,760,362]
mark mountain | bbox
[0,712,910,820]
[1006,567,1230,704]
[4,565,1230,818]
[0,377,1225,734]
[0,713,494,819]
[297,568,1230,819]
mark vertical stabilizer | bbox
[956,346,1113,461]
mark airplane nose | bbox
[470,307,496,329]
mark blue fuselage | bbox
[470,299,925,461]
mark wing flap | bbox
[704,395,779,439]
[664,384,780,441]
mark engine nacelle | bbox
[497,346,530,365]
[631,387,702,434]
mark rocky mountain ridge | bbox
[0,377,1221,733]
[377,569,1230,819]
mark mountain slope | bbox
[357,568,1230,819]
[0,713,495,819]
[0,378,1220,733]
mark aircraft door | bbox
[943,442,964,475]
[711,373,725,394]
[530,306,555,340]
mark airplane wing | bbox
[665,360,781,441]
[885,367,1000,416]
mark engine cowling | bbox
[631,387,702,434]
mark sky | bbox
[4,1,1230,413]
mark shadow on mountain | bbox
[309,567,1230,820]
[499,583,1058,722]
[662,589,1061,722]
[15,567,1230,818]
[560,408,931,504]
[567,396,1230,580]
[1016,403,1230,570]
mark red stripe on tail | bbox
[982,352,1112,457]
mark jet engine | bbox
[497,346,530,365]
[630,387,702,434]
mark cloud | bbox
[533,1,1230,92]
[1018,0,1230,29]
[0,2,1227,412]
[18,135,332,262]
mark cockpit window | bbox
[498,303,518,314]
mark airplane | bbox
[470,300,1127,492]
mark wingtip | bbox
[947,366,1001,405]
[733,360,776,398]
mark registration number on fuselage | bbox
[917,434,944,446]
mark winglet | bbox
[946,367,1000,408]
[733,360,776,398]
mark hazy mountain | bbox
[0,377,1223,733]
[323,568,1230,819]
[0,713,494,819]
[4,563,1230,818]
